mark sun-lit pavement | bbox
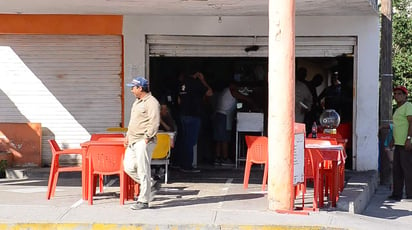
[0,166,411,229]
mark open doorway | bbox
[150,57,268,167]
[296,56,354,169]
[149,55,354,170]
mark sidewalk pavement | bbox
[0,166,411,230]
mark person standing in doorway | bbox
[178,71,213,172]
[124,77,160,210]
[213,80,254,165]
[159,101,176,133]
[304,74,324,135]
[319,71,343,113]
[388,85,412,201]
[295,71,313,123]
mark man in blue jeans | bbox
[178,71,213,172]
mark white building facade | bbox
[0,1,380,171]
[123,15,380,171]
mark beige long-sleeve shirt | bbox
[127,93,160,145]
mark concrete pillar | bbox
[268,0,296,211]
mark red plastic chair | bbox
[87,141,127,205]
[318,135,347,193]
[47,140,83,199]
[305,148,331,209]
[306,137,346,194]
[243,136,268,191]
[336,122,352,149]
[89,133,125,193]
[305,138,344,207]
[126,176,140,200]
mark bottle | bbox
[311,122,317,138]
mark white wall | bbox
[123,15,380,171]
[296,16,380,171]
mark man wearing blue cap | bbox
[124,77,160,210]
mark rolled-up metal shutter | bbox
[147,35,356,57]
[0,35,122,165]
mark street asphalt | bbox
[0,165,411,230]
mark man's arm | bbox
[160,118,172,131]
[318,87,328,100]
[145,100,160,143]
[194,72,213,96]
[229,84,253,104]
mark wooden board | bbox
[0,123,42,167]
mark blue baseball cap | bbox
[126,77,149,88]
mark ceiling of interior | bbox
[0,0,379,16]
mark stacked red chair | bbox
[243,135,268,191]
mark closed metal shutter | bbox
[147,35,356,57]
[0,35,122,165]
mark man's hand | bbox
[194,72,204,80]
[405,139,412,151]
[194,72,213,96]
[206,88,213,96]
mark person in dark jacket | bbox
[177,71,213,172]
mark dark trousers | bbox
[180,115,201,169]
[392,145,412,198]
